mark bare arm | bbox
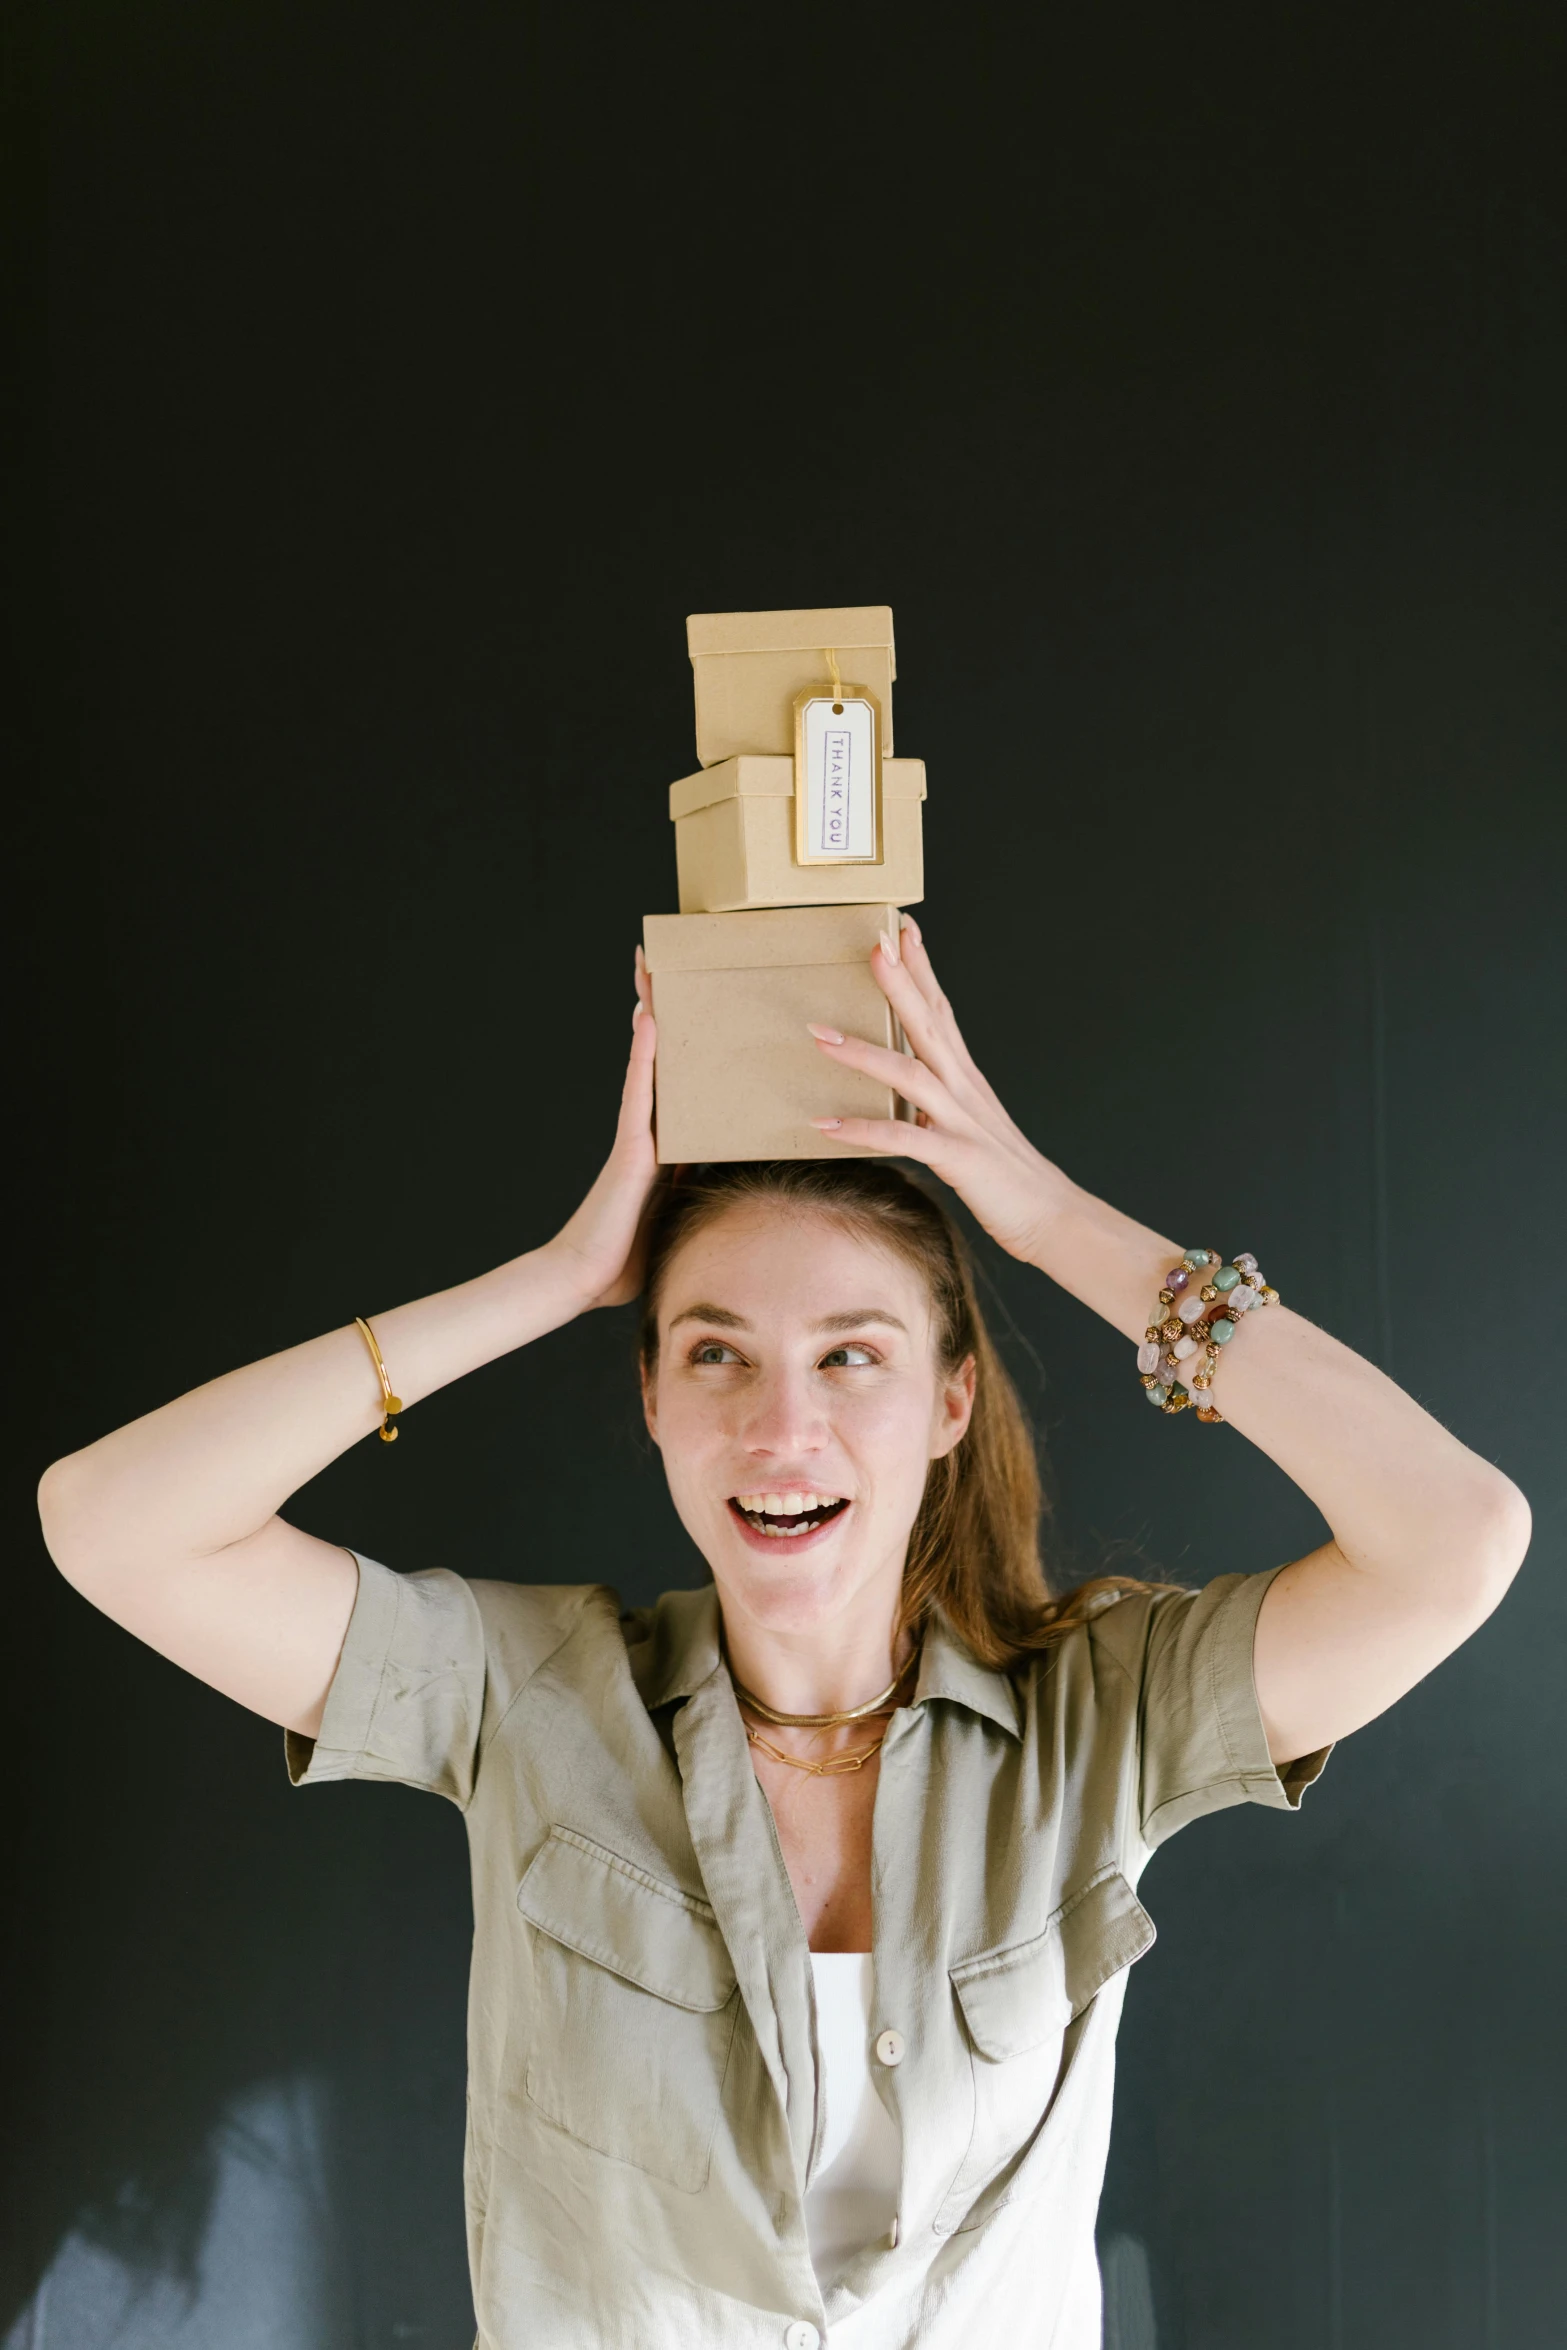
[38,968,658,1741]
[809,917,1531,1764]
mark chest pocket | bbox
[939,1866,1155,2228]
[511,1826,741,2194]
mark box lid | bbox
[644,902,898,973]
[668,755,928,822]
[686,606,896,668]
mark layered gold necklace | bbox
[744,1727,884,1776]
[732,1651,919,1777]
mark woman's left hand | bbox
[807,914,1066,1264]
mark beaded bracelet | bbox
[1137,1248,1279,1422]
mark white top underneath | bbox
[806,1953,902,2289]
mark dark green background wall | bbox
[11,3,1565,2343]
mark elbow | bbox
[37,1450,107,1592]
[1459,1468,1532,1615]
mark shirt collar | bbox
[632,1584,725,1711]
[634,1583,1022,1740]
[909,1610,1023,1739]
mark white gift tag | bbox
[793,683,883,865]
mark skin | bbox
[642,1206,974,1951]
[38,927,1531,1954]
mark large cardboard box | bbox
[686,606,896,767]
[645,902,912,1163]
[669,755,926,913]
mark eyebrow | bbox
[665,1304,910,1336]
[667,1303,749,1332]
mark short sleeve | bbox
[1131,1567,1332,1850]
[285,1552,487,1807]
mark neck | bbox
[717,1583,917,1722]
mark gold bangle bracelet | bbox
[353,1316,404,1443]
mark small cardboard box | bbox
[686,606,896,767]
[644,902,912,1163]
[669,755,926,914]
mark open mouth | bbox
[728,1491,851,1540]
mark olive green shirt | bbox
[287,1556,1328,2349]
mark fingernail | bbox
[900,912,920,939]
[806,1022,845,1044]
[878,928,901,966]
[632,1001,644,1025]
[811,1118,843,1131]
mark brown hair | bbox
[637,1159,1177,1671]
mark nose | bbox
[740,1365,830,1462]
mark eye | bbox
[688,1339,744,1366]
[818,1343,878,1369]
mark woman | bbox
[39,916,1530,2349]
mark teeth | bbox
[733,1490,844,1516]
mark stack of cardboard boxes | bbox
[645,607,926,1162]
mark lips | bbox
[728,1491,850,1540]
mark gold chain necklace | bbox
[745,1726,888,1776]
[729,1649,919,1729]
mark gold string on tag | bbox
[824,646,843,707]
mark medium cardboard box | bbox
[669,755,926,913]
[644,902,913,1163]
[686,606,896,767]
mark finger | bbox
[889,913,946,1015]
[633,943,652,1012]
[616,1006,657,1137]
[886,920,1000,1104]
[891,918,970,1053]
[868,939,969,1087]
[893,916,946,1017]
[807,1114,945,1165]
[872,920,948,1032]
[808,1113,967,1184]
[805,1024,964,1125]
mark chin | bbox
[689,1499,883,1631]
[718,1561,864,1636]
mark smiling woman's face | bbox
[642,1202,975,1641]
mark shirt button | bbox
[784,2326,820,2350]
[874,2028,906,2067]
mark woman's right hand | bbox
[544,948,660,1310]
